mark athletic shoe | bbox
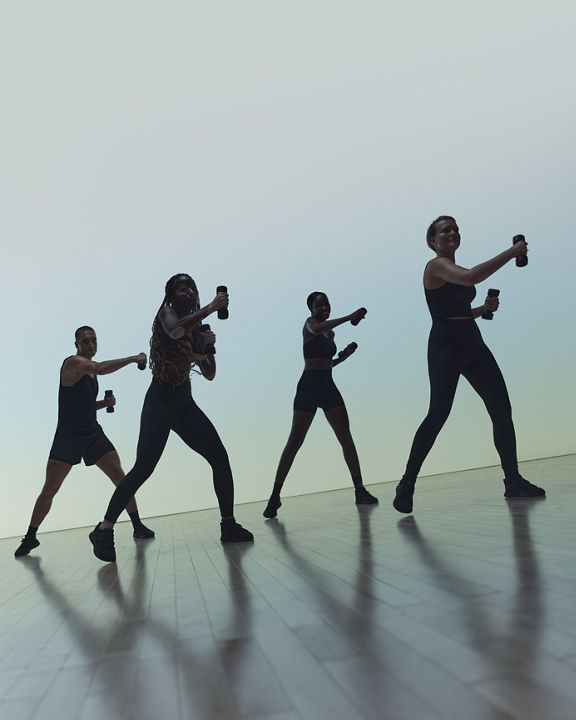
[220,520,254,543]
[89,525,116,562]
[133,524,155,539]
[393,480,415,514]
[14,535,40,558]
[263,496,282,518]
[355,487,379,505]
[504,476,546,498]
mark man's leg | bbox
[95,451,155,538]
[31,459,72,527]
[15,459,72,557]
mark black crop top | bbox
[303,332,337,359]
[425,282,476,320]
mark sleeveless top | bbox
[150,324,199,386]
[425,282,476,320]
[303,332,337,360]
[57,358,98,433]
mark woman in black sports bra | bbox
[263,292,378,518]
[393,216,545,514]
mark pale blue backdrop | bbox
[2,1,574,538]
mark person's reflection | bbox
[96,540,254,718]
[355,505,377,630]
[504,498,545,671]
[206,542,254,702]
[222,543,253,637]
[396,497,544,676]
[22,539,255,720]
[20,555,133,720]
[265,504,378,653]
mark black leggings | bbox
[105,378,234,522]
[404,319,519,482]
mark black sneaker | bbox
[14,535,40,558]
[504,476,546,498]
[133,524,155,539]
[220,520,254,543]
[393,481,415,514]
[355,487,379,505]
[263,496,281,518]
[89,524,116,562]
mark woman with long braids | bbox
[263,291,378,519]
[393,216,545,514]
[90,274,253,562]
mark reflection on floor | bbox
[1,454,575,720]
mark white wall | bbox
[2,1,575,538]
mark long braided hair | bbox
[150,273,201,385]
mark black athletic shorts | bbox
[48,424,116,466]
[293,370,344,412]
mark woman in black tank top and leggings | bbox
[393,216,545,514]
[263,292,378,518]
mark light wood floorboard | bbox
[1,454,575,719]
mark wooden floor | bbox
[1,455,575,720]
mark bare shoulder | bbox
[424,258,446,289]
[62,355,86,371]
[61,355,90,386]
[304,317,319,336]
[158,306,178,334]
[424,257,466,289]
[427,257,452,273]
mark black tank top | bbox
[425,282,476,320]
[57,358,98,433]
[303,332,337,359]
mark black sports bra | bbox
[425,282,476,320]
[303,332,337,359]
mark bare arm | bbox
[332,343,357,367]
[426,241,528,287]
[61,354,146,387]
[159,293,228,339]
[197,356,216,381]
[306,307,366,334]
[96,394,116,411]
[472,292,500,319]
[193,327,217,381]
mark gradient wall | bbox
[2,1,575,539]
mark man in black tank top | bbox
[14,327,155,557]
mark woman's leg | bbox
[263,410,315,517]
[173,398,235,518]
[274,410,316,488]
[324,403,378,504]
[95,451,155,538]
[461,342,544,496]
[461,342,518,477]
[394,336,461,513]
[103,394,172,525]
[91,394,172,562]
[173,399,254,541]
[402,349,460,484]
[324,404,361,478]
